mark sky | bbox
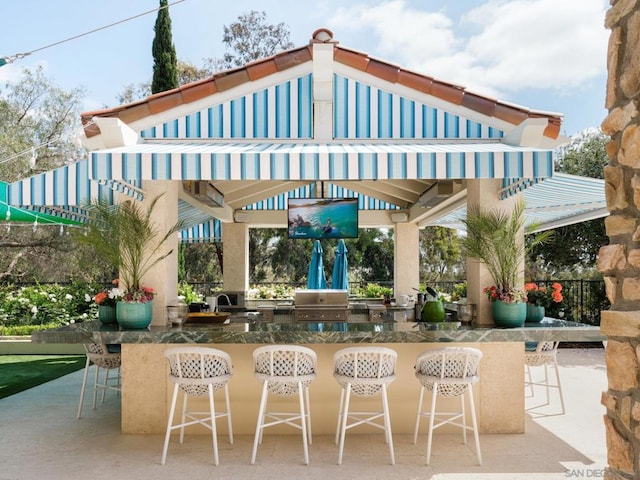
[0,0,610,137]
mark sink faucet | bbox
[213,294,231,312]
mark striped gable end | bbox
[333,75,504,140]
[140,75,313,140]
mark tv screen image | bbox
[288,198,358,239]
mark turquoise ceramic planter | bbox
[491,300,526,328]
[526,304,545,323]
[116,301,153,329]
[97,305,117,325]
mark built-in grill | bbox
[294,289,349,321]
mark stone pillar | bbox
[139,180,180,326]
[394,222,420,298]
[222,222,249,292]
[465,179,524,326]
[599,3,640,478]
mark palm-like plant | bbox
[460,200,551,303]
[74,194,184,301]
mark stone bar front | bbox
[33,318,603,436]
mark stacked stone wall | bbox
[600,1,640,478]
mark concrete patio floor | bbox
[0,347,607,480]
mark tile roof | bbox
[81,28,562,140]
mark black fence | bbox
[429,279,608,326]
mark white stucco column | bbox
[139,180,180,326]
[465,179,524,326]
[394,222,420,298]
[222,222,249,292]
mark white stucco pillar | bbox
[394,222,420,298]
[139,180,180,326]
[466,179,524,326]
[222,222,249,292]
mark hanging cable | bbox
[0,0,187,65]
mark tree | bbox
[0,66,85,182]
[419,226,464,282]
[117,60,212,104]
[0,67,91,282]
[219,11,294,68]
[526,129,610,276]
[151,0,178,94]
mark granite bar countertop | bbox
[31,317,605,345]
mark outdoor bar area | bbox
[12,29,608,449]
[32,315,604,436]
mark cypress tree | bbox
[151,0,178,94]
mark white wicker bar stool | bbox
[77,343,121,419]
[160,347,233,466]
[251,345,317,465]
[525,341,565,415]
[413,347,483,465]
[333,346,397,465]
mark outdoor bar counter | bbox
[33,317,604,436]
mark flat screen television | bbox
[288,198,358,239]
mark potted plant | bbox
[93,281,124,325]
[524,282,563,322]
[74,194,184,328]
[461,200,551,327]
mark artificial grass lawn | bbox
[0,355,85,399]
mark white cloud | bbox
[329,0,608,99]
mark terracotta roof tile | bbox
[493,103,529,125]
[334,47,370,71]
[461,92,496,118]
[273,46,312,70]
[148,90,183,114]
[366,58,400,84]
[246,58,278,81]
[179,78,219,104]
[397,70,433,94]
[213,69,251,92]
[430,80,465,105]
[81,31,562,140]
[118,102,152,125]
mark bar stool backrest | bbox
[333,346,397,397]
[164,347,233,397]
[253,345,317,397]
[84,343,121,369]
[415,347,482,397]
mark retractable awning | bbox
[427,173,607,232]
[90,141,555,182]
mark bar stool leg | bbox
[208,384,220,466]
[161,383,180,465]
[298,380,309,465]
[224,383,234,444]
[553,357,566,414]
[381,384,395,465]
[77,357,91,419]
[179,393,188,443]
[305,384,313,444]
[335,387,346,445]
[426,382,439,465]
[460,394,467,444]
[468,385,482,465]
[413,385,425,444]
[251,380,269,464]
[337,383,352,465]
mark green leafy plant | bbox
[73,195,184,302]
[178,282,204,304]
[461,200,551,303]
[353,283,393,299]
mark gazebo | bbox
[5,29,605,325]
